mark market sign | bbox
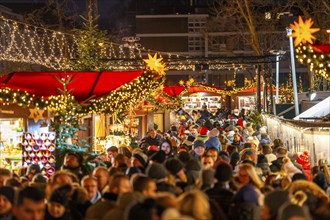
[0,109,14,114]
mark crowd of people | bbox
[0,106,330,220]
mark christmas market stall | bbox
[0,56,165,172]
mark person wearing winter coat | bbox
[205,128,221,152]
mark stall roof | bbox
[294,96,330,120]
[0,71,144,102]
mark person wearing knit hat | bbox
[191,140,205,161]
[146,162,168,181]
[277,202,311,220]
[46,184,80,220]
[177,151,192,165]
[145,163,176,195]
[200,169,215,191]
[150,150,166,164]
[247,136,259,151]
[205,128,221,152]
[131,151,149,171]
[182,135,195,149]
[203,120,214,130]
[199,126,208,136]
[214,162,233,183]
[164,158,184,176]
[0,186,15,218]
[205,162,234,215]
[146,145,159,157]
[61,152,89,180]
[296,151,311,170]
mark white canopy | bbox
[294,96,330,120]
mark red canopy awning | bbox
[0,71,144,102]
[163,85,186,97]
[311,44,330,54]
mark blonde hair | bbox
[178,190,211,220]
[321,164,330,186]
[238,163,264,189]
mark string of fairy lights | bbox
[2,15,329,115]
[0,16,278,72]
[0,16,144,71]
[0,69,164,116]
[295,44,330,81]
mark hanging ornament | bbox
[290,16,320,46]
[28,108,45,123]
[143,53,166,76]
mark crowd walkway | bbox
[0,107,329,220]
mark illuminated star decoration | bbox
[143,53,166,75]
[186,78,195,86]
[29,108,45,123]
[290,16,320,46]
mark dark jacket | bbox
[206,183,234,215]
[44,208,82,220]
[145,136,161,147]
[61,165,88,180]
[84,192,118,220]
[269,157,284,172]
[270,157,305,174]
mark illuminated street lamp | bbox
[286,28,300,116]
[270,50,286,105]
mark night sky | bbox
[0,0,134,32]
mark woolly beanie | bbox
[193,140,205,149]
[150,150,166,164]
[207,128,219,138]
[199,126,208,135]
[146,162,168,180]
[177,151,192,164]
[214,162,232,182]
[183,135,195,147]
[49,184,71,206]
[164,158,184,175]
[133,151,148,168]
[205,136,221,152]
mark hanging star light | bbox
[28,108,45,123]
[290,16,320,46]
[143,53,166,75]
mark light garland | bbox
[279,71,294,104]
[0,16,274,72]
[0,16,143,71]
[0,69,164,116]
[295,44,330,81]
